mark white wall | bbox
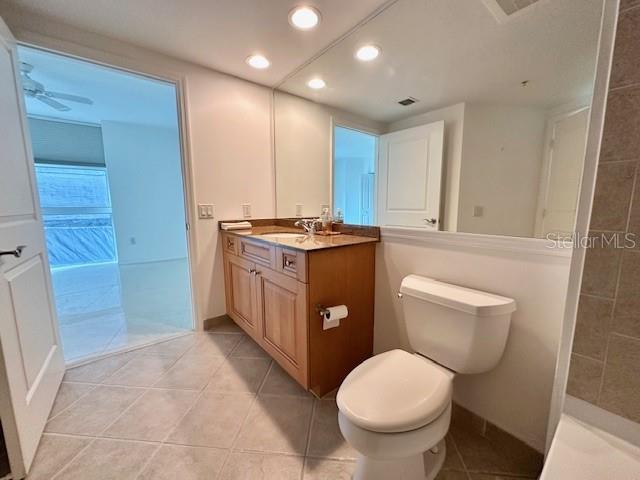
[274,90,385,218]
[458,104,546,237]
[1,10,275,326]
[388,103,465,232]
[101,121,186,265]
[374,233,571,450]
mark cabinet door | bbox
[255,267,308,387]
[224,254,257,335]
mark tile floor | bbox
[30,320,543,479]
[50,260,193,362]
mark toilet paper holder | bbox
[316,305,330,317]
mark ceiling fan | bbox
[20,62,93,112]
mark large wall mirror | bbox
[273,0,604,239]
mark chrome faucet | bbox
[294,218,322,235]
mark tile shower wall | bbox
[567,2,640,422]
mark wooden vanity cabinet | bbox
[221,232,375,397]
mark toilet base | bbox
[352,439,446,480]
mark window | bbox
[35,164,117,267]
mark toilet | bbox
[337,275,516,480]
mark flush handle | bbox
[424,218,437,225]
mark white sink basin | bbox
[259,232,307,239]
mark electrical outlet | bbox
[295,204,303,217]
[473,206,484,218]
[242,203,251,218]
[198,203,215,219]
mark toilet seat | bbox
[337,349,454,433]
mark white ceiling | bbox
[279,0,603,123]
[19,46,179,127]
[2,0,391,86]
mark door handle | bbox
[0,245,25,258]
[424,218,437,225]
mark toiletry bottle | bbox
[321,207,331,233]
[334,208,344,224]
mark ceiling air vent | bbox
[483,0,541,23]
[398,97,418,106]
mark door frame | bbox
[534,104,590,238]
[13,39,201,331]
[330,120,380,223]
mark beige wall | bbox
[567,3,640,423]
[1,10,275,327]
[458,104,546,237]
[388,103,465,232]
[374,235,570,451]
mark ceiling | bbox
[279,0,603,123]
[19,46,179,127]
[1,0,391,86]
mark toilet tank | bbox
[399,275,516,374]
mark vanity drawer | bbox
[276,247,307,282]
[222,233,238,255]
[239,237,276,267]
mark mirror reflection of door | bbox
[332,125,378,225]
[535,107,590,238]
[377,121,445,228]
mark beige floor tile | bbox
[218,452,303,480]
[303,458,356,479]
[49,383,95,418]
[136,334,198,360]
[188,333,243,358]
[235,394,313,455]
[154,354,225,390]
[231,336,269,358]
[206,357,271,394]
[103,389,199,441]
[45,386,144,436]
[27,434,91,480]
[167,391,254,448]
[138,445,227,480]
[307,399,356,460]
[63,351,138,383]
[102,355,177,387]
[55,438,158,480]
[260,363,312,398]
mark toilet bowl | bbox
[337,349,454,480]
[337,275,516,480]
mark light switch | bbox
[295,204,303,217]
[198,204,215,219]
[242,203,251,218]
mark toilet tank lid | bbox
[400,275,516,316]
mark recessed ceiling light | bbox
[307,78,326,89]
[356,45,380,62]
[289,6,321,30]
[246,54,270,69]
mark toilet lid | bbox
[337,349,453,433]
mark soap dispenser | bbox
[320,207,332,233]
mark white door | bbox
[377,121,444,228]
[535,108,589,238]
[0,18,65,478]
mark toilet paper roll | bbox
[322,305,348,330]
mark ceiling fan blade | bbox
[37,95,71,112]
[45,91,93,105]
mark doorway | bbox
[18,46,194,363]
[332,125,378,225]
